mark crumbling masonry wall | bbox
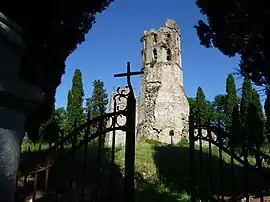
[137,19,189,144]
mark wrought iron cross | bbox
[114,61,143,90]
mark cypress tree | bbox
[86,79,108,146]
[188,97,196,121]
[240,77,253,127]
[212,94,226,123]
[225,73,238,133]
[66,90,72,132]
[195,87,209,126]
[264,89,270,134]
[230,105,241,148]
[67,69,84,130]
[40,113,61,146]
[87,79,108,118]
[67,90,72,116]
[54,107,67,133]
[247,89,264,148]
[251,89,264,121]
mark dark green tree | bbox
[194,0,270,87]
[188,97,196,121]
[87,79,108,118]
[65,90,73,133]
[265,89,270,135]
[212,94,226,123]
[8,1,115,140]
[251,89,264,121]
[240,78,253,127]
[67,69,84,130]
[230,105,241,148]
[195,87,209,126]
[2,6,116,201]
[55,107,67,122]
[247,89,265,148]
[39,107,63,146]
[41,116,61,147]
[86,79,108,146]
[54,107,68,133]
[206,100,215,121]
[225,73,238,133]
[67,90,72,116]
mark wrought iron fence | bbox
[189,117,270,201]
[16,62,141,202]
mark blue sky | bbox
[55,0,242,109]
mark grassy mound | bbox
[20,138,270,201]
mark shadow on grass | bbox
[153,145,270,201]
[17,142,124,202]
[135,182,189,202]
[48,142,125,201]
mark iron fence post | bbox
[189,116,196,202]
[124,89,136,202]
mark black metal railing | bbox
[16,112,123,201]
[16,62,141,202]
[189,117,270,201]
[16,87,137,202]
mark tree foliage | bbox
[230,105,241,148]
[87,79,108,118]
[240,77,253,127]
[212,94,226,122]
[54,107,68,133]
[67,69,84,130]
[39,109,62,145]
[188,97,196,121]
[2,1,114,139]
[189,74,266,149]
[194,0,270,87]
[195,87,209,126]
[225,73,238,132]
[265,89,270,134]
[247,89,265,147]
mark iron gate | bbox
[189,117,270,201]
[16,62,142,202]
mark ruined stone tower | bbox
[106,19,190,146]
[136,19,189,143]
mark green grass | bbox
[21,141,50,153]
[115,141,191,201]
[20,138,270,201]
[114,139,270,201]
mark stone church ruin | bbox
[107,19,189,145]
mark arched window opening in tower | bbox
[153,34,158,43]
[141,50,144,62]
[143,39,146,49]
[167,49,172,61]
[153,48,157,60]
[167,33,171,39]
